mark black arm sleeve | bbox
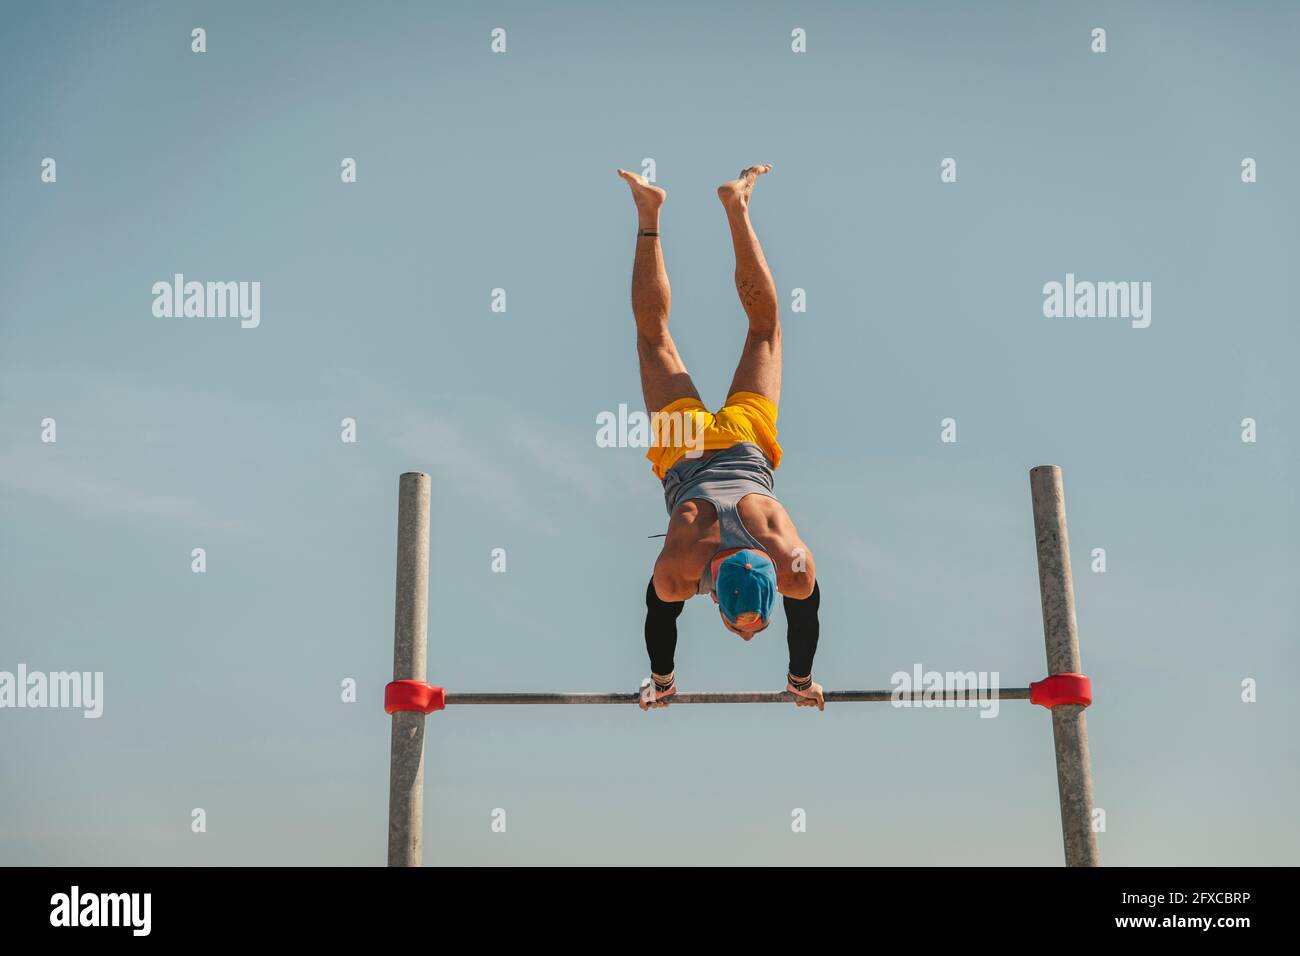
[644,577,685,676]
[784,580,821,677]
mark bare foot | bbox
[717,164,772,212]
[617,168,666,215]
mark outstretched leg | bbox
[618,169,700,414]
[719,164,781,405]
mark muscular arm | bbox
[776,543,816,599]
[739,498,817,598]
[653,500,713,601]
[651,551,701,602]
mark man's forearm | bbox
[644,576,684,676]
[784,580,820,678]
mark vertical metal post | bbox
[387,472,431,867]
[1030,465,1100,867]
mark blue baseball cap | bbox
[714,549,777,625]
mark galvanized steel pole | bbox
[387,472,431,867]
[1030,465,1100,867]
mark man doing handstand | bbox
[617,164,824,712]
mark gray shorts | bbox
[661,441,777,516]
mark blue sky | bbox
[1,0,1296,865]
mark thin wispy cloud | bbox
[0,449,240,531]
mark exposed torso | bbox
[654,444,814,601]
[660,492,802,594]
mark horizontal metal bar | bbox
[444,689,1033,705]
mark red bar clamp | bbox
[385,680,446,714]
[1029,673,1092,708]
